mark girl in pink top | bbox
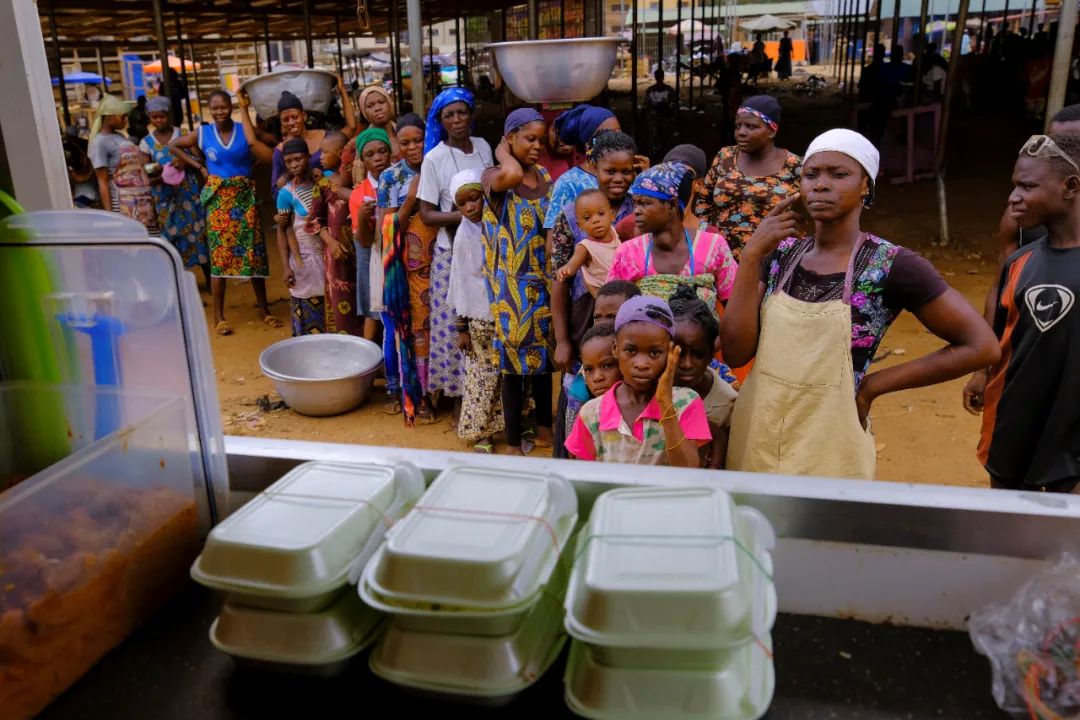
[607,162,737,315]
[565,295,711,467]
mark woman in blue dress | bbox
[170,89,279,335]
[139,96,209,286]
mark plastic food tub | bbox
[0,383,201,720]
[369,589,567,705]
[564,637,775,720]
[191,461,424,612]
[359,532,575,637]
[367,466,577,608]
[565,487,776,650]
[210,591,385,677]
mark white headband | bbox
[804,129,880,183]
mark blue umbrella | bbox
[51,71,112,86]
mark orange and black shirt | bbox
[979,239,1080,488]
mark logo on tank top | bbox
[207,149,218,162]
[1024,284,1075,332]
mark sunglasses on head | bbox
[1020,135,1080,175]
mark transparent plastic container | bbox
[210,591,385,677]
[0,382,201,720]
[192,461,424,612]
[565,487,777,651]
[564,637,775,720]
[0,210,227,528]
[368,466,577,608]
[369,590,567,705]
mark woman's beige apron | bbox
[727,238,876,479]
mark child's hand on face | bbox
[656,342,681,412]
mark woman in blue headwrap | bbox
[480,108,554,455]
[543,105,622,238]
[417,88,493,420]
[139,95,209,286]
[608,162,737,316]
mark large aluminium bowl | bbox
[487,38,622,104]
[259,335,382,417]
[239,68,337,119]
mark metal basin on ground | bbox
[259,335,382,417]
[239,68,337,119]
[487,38,622,104]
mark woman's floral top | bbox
[695,146,801,260]
[764,235,949,389]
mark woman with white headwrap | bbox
[138,95,209,286]
[720,129,998,480]
[88,94,157,233]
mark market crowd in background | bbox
[66,35,1080,494]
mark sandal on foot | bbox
[473,442,494,454]
[215,321,233,336]
[382,397,402,415]
[417,409,439,425]
[262,314,283,328]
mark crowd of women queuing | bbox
[86,81,1080,493]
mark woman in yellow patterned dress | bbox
[480,109,553,455]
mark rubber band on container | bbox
[410,504,563,558]
[272,491,398,530]
[570,532,774,584]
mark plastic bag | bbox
[968,553,1080,719]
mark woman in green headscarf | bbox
[88,94,158,233]
[343,126,392,338]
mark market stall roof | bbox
[38,0,515,46]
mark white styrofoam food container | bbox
[565,487,776,650]
[367,466,577,608]
[564,637,775,720]
[209,591,385,676]
[369,588,567,705]
[192,461,424,611]
[358,530,575,637]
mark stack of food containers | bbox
[361,466,578,704]
[563,487,777,720]
[191,461,424,675]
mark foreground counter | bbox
[41,435,1080,718]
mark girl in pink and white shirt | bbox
[565,295,711,467]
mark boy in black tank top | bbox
[962,104,1080,417]
[976,134,1080,493]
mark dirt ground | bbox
[207,79,1031,489]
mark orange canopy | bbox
[143,56,201,73]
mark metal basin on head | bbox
[487,38,622,104]
[239,68,337,119]
[259,335,382,417]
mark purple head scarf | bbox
[614,295,675,336]
[504,107,544,135]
